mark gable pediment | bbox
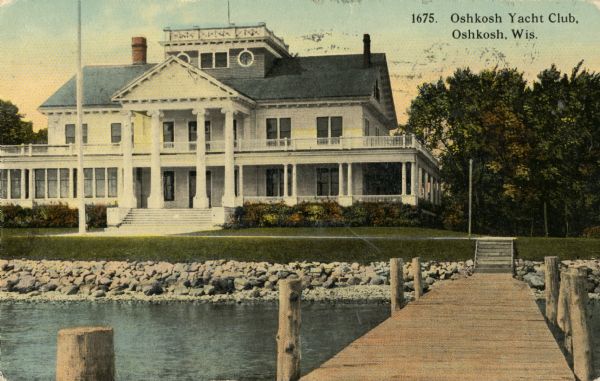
[112,56,246,103]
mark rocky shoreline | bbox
[0,259,473,304]
[0,258,598,304]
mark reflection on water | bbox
[0,302,388,381]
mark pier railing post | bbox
[544,256,560,328]
[56,326,115,381]
[567,268,594,381]
[390,258,404,314]
[277,278,302,381]
[557,270,573,355]
[412,257,423,300]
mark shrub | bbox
[583,226,600,238]
[0,203,107,229]
[227,201,442,229]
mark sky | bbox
[1,0,600,130]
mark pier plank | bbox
[301,273,575,381]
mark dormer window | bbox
[373,80,381,102]
[200,51,229,69]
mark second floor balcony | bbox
[0,134,437,164]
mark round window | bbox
[238,50,254,67]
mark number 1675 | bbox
[412,13,435,23]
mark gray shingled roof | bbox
[40,64,156,108]
[40,54,384,107]
[223,54,384,100]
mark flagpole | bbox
[76,0,86,234]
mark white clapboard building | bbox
[0,23,440,230]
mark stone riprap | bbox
[514,258,600,298]
[0,259,475,303]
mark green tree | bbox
[0,99,46,145]
[407,64,600,236]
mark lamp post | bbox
[76,0,86,234]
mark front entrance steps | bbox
[105,208,219,235]
[474,238,515,273]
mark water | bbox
[0,302,388,381]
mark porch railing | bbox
[0,143,121,157]
[296,196,339,203]
[0,134,437,164]
[242,196,285,204]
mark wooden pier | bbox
[301,273,576,381]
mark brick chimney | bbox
[132,37,147,65]
[363,34,371,68]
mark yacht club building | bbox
[0,23,440,230]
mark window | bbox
[65,124,75,144]
[0,170,7,199]
[84,168,93,198]
[72,169,77,198]
[163,122,174,144]
[233,119,238,141]
[47,169,58,198]
[163,171,175,201]
[266,118,278,140]
[200,51,229,69]
[316,167,339,196]
[60,168,69,198]
[95,168,105,197]
[266,118,291,144]
[107,168,118,197]
[317,117,343,144]
[200,53,213,68]
[205,121,211,142]
[238,50,254,67]
[280,118,291,140]
[364,119,370,136]
[331,117,343,138]
[266,168,284,197]
[66,124,87,143]
[188,121,197,142]
[35,169,45,198]
[215,52,228,68]
[25,169,30,199]
[10,169,21,199]
[111,123,122,143]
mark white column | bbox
[147,110,164,208]
[193,108,209,208]
[283,164,289,197]
[7,169,11,199]
[347,162,353,197]
[120,111,135,208]
[417,166,423,199]
[292,164,297,197]
[221,106,236,207]
[429,173,434,203]
[238,165,244,200]
[401,162,407,195]
[28,168,34,200]
[21,168,26,199]
[338,163,344,196]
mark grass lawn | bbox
[195,226,468,237]
[1,227,472,263]
[1,228,598,264]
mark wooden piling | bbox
[277,278,302,381]
[557,270,572,355]
[390,258,404,314]
[544,256,560,328]
[56,326,115,381]
[568,268,593,381]
[412,257,423,300]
